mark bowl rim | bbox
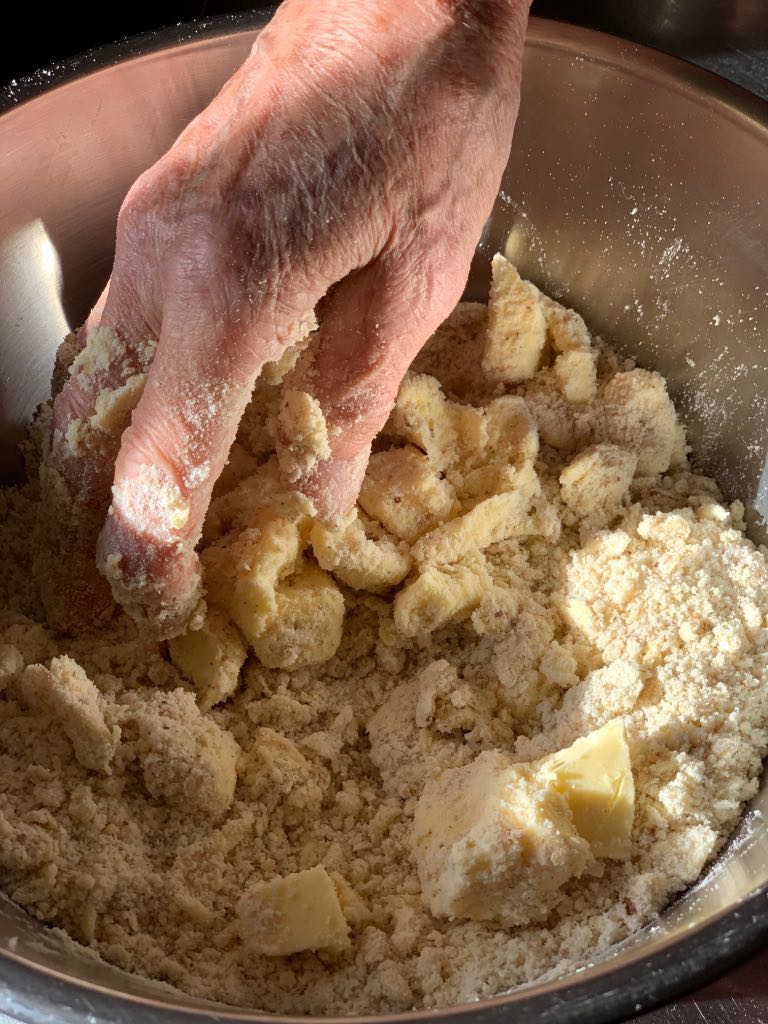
[1,11,768,1024]
[3,7,768,130]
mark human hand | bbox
[45,0,529,636]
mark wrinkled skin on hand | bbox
[47,0,530,636]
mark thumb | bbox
[40,277,160,633]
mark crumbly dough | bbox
[275,388,332,483]
[1,254,767,1013]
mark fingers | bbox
[50,284,109,400]
[52,266,158,436]
[95,291,318,637]
[82,280,110,338]
[40,319,157,632]
[277,251,468,521]
[40,259,160,632]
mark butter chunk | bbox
[484,396,539,468]
[168,610,247,711]
[560,444,637,525]
[543,719,634,859]
[411,480,538,569]
[541,295,592,353]
[413,721,635,924]
[237,865,350,956]
[250,565,344,669]
[459,464,519,504]
[394,560,489,637]
[311,517,411,592]
[359,446,456,543]
[387,373,486,473]
[387,374,450,460]
[554,350,597,404]
[204,457,312,543]
[482,254,546,383]
[203,517,307,643]
[603,369,678,477]
[413,751,591,926]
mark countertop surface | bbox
[0,4,767,1024]
[638,950,768,1023]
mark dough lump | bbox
[0,254,766,1014]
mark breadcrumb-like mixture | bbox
[1,255,768,1013]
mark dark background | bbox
[2,1,768,99]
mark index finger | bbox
[95,288,319,637]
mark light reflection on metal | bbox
[0,219,68,477]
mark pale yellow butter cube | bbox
[543,718,634,859]
[237,865,350,956]
[413,751,590,927]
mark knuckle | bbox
[119,165,165,225]
[116,181,159,255]
[116,151,197,252]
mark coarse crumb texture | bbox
[2,255,768,1014]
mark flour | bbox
[1,255,767,1013]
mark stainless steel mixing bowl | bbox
[1,12,767,1024]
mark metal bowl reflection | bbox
[1,12,768,1024]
